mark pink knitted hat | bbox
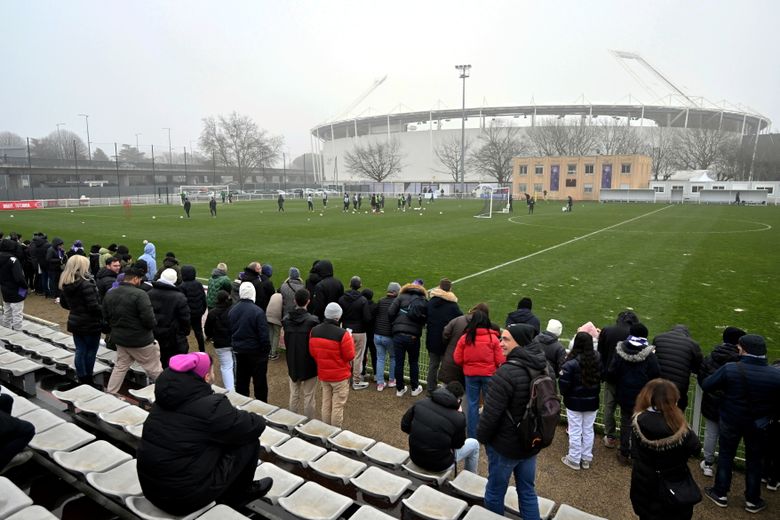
[169,352,211,379]
[577,322,600,339]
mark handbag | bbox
[656,464,702,507]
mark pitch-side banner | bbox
[0,200,42,211]
[601,164,612,189]
[550,165,559,191]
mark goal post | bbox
[474,186,512,218]
[178,185,229,204]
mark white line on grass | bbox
[452,204,673,285]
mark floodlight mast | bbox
[610,50,695,107]
[456,64,471,197]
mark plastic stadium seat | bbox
[552,504,608,520]
[252,463,304,505]
[193,504,250,519]
[73,394,128,415]
[462,505,506,520]
[39,348,73,364]
[52,440,133,475]
[363,441,409,468]
[125,496,215,520]
[99,406,149,428]
[505,492,556,519]
[402,461,454,486]
[402,484,468,520]
[125,423,144,439]
[5,505,59,520]
[308,451,367,484]
[0,477,34,518]
[29,423,96,455]
[52,384,104,405]
[349,465,412,503]
[224,391,252,408]
[348,505,395,520]
[448,471,556,518]
[128,385,156,403]
[238,399,278,417]
[294,419,340,442]
[270,437,326,468]
[211,385,228,394]
[326,430,375,456]
[278,482,353,520]
[264,408,307,431]
[86,459,142,499]
[259,427,290,453]
[1,358,43,377]
[8,395,39,418]
[19,409,65,434]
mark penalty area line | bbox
[452,204,673,285]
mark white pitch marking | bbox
[452,205,673,285]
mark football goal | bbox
[178,185,229,203]
[474,186,512,218]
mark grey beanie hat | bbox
[387,282,401,294]
[324,302,343,321]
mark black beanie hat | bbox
[507,323,536,346]
[722,326,746,346]
[629,322,648,338]
[517,297,532,310]
[739,334,767,357]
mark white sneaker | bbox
[396,387,408,397]
[561,456,581,471]
[581,460,591,470]
[388,379,397,388]
[411,386,424,397]
[352,382,369,390]
[376,383,386,392]
[700,460,714,477]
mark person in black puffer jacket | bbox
[477,322,550,517]
[696,326,743,475]
[229,282,271,401]
[373,282,400,390]
[95,255,121,303]
[533,318,567,380]
[137,352,271,515]
[309,259,344,321]
[179,265,207,352]
[338,276,371,388]
[0,237,28,330]
[504,297,540,334]
[45,237,66,299]
[630,379,701,520]
[282,288,320,418]
[29,232,48,293]
[256,264,275,311]
[388,282,428,396]
[360,288,377,383]
[425,278,462,394]
[401,382,478,473]
[652,325,702,411]
[204,291,235,391]
[606,323,660,461]
[59,256,103,384]
[559,331,602,470]
[148,268,191,368]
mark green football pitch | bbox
[4,198,779,357]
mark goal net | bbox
[178,185,229,204]
[474,186,512,218]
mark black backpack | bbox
[505,361,561,452]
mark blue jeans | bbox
[484,445,540,519]
[393,333,420,391]
[73,333,101,379]
[455,438,479,473]
[465,375,491,438]
[714,419,766,503]
[374,334,395,385]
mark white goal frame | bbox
[474,186,512,218]
[178,185,229,202]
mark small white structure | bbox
[648,171,778,204]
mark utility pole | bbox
[135,133,142,151]
[162,128,172,165]
[455,64,471,197]
[56,122,66,160]
[78,114,91,160]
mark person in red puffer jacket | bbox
[454,310,504,438]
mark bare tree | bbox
[0,132,25,147]
[469,122,528,185]
[31,130,88,160]
[344,139,404,182]
[526,118,598,156]
[672,127,732,171]
[433,136,471,182]
[595,120,645,155]
[199,112,283,188]
[648,127,675,180]
[92,148,110,162]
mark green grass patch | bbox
[5,199,779,357]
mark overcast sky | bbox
[2,0,777,160]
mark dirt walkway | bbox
[24,294,776,519]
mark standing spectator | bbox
[630,379,702,520]
[477,323,549,518]
[179,265,207,353]
[98,243,118,268]
[652,325,703,411]
[103,266,163,395]
[67,239,86,259]
[373,282,400,391]
[360,288,377,383]
[59,255,103,386]
[30,232,48,294]
[88,244,101,277]
[309,260,344,321]
[96,256,121,303]
[598,309,640,449]
[229,282,271,401]
[46,237,65,300]
[240,263,264,306]
[505,297,540,334]
[154,252,181,285]
[0,390,35,473]
[702,334,780,513]
[388,281,428,397]
[606,322,660,464]
[454,310,504,438]
[204,290,235,391]
[697,326,744,477]
[183,197,191,218]
[440,303,496,386]
[206,262,232,310]
[149,269,191,368]
[137,353,271,515]
[279,267,305,318]
[256,264,275,312]
[138,241,157,281]
[534,319,567,378]
[338,276,371,390]
[401,381,479,474]
[209,196,217,217]
[309,303,355,427]
[283,289,319,418]
[559,332,602,470]
[425,278,463,394]
[0,237,28,330]
[265,292,283,361]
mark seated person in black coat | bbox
[137,352,271,515]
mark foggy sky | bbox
[2,0,778,161]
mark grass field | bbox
[4,198,779,357]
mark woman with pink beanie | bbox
[137,352,271,514]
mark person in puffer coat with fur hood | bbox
[388,281,428,396]
[179,265,206,352]
[606,322,660,462]
[425,278,463,394]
